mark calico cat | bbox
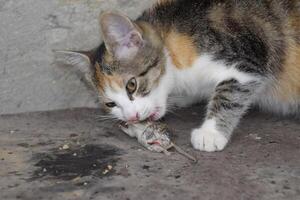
[59,0,300,152]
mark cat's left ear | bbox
[54,50,96,88]
[100,12,144,60]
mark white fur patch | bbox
[191,119,228,152]
[167,52,257,99]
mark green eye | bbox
[126,77,137,94]
[105,102,116,108]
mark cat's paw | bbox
[191,125,228,152]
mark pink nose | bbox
[128,113,139,122]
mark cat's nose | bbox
[128,112,139,122]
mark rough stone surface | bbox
[0,105,299,200]
[0,0,155,114]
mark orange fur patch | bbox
[276,41,300,101]
[95,63,123,93]
[164,30,198,69]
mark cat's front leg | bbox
[191,79,261,152]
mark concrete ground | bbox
[0,105,299,200]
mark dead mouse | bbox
[119,121,197,162]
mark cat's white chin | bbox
[191,119,228,152]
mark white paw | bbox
[191,126,228,152]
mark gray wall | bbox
[0,0,155,114]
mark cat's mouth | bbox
[148,107,164,121]
[149,112,160,121]
[120,107,163,125]
[119,112,160,128]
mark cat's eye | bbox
[105,102,116,108]
[126,77,137,94]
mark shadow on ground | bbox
[0,105,299,200]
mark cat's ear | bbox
[54,50,96,88]
[100,12,144,60]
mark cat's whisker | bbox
[96,118,120,122]
[95,116,114,120]
[95,114,120,122]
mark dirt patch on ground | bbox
[31,144,121,181]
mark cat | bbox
[58,0,300,152]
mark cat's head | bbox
[57,12,170,122]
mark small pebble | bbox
[142,165,150,170]
[62,144,69,150]
[249,134,262,140]
[69,133,78,138]
[72,177,81,182]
